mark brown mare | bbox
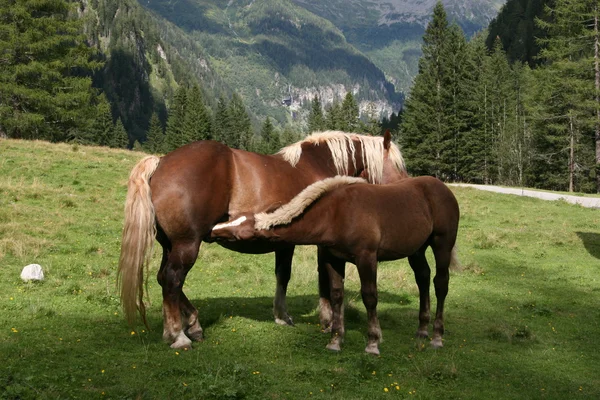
[118,131,407,349]
[211,131,460,355]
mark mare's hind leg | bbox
[317,246,345,332]
[430,240,452,349]
[356,253,381,355]
[180,292,203,341]
[157,240,200,349]
[408,250,431,339]
[273,246,295,326]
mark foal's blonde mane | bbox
[255,176,366,230]
[277,131,405,184]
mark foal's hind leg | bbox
[356,253,381,355]
[317,246,345,332]
[430,241,452,349]
[157,240,200,349]
[273,246,295,326]
[408,250,431,339]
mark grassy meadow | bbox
[1,139,599,399]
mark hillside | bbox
[141,0,403,127]
[291,0,505,92]
[80,0,505,135]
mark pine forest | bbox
[1,0,600,193]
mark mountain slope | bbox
[141,0,403,126]
[292,0,505,92]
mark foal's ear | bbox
[383,129,392,150]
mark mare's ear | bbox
[383,129,392,150]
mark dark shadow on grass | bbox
[189,290,414,330]
[576,231,600,259]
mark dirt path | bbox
[450,183,600,209]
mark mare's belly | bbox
[213,240,286,255]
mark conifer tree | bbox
[213,96,231,145]
[444,24,470,180]
[260,117,280,154]
[534,0,600,192]
[164,86,188,151]
[400,1,452,177]
[0,0,100,141]
[92,94,114,147]
[183,84,212,142]
[112,117,129,149]
[145,112,165,153]
[485,37,515,183]
[307,95,326,133]
[340,92,360,132]
[281,125,302,147]
[229,93,253,150]
[325,101,343,131]
[460,32,492,183]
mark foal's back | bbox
[322,176,459,261]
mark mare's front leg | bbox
[408,250,431,340]
[324,253,346,352]
[273,246,295,326]
[356,252,381,355]
[317,246,345,332]
[157,240,200,349]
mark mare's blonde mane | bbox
[255,176,366,230]
[277,131,405,184]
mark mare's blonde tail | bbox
[117,155,161,326]
[449,245,461,271]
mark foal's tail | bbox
[117,155,161,327]
[449,245,461,271]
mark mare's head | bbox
[277,130,406,184]
[358,130,409,184]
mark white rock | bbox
[21,264,44,281]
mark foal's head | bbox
[359,130,409,184]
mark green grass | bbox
[1,139,600,399]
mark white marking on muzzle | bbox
[212,216,247,231]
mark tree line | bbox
[400,1,600,193]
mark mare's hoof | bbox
[275,315,294,326]
[415,330,429,339]
[326,342,341,352]
[170,334,193,350]
[365,343,380,356]
[187,329,204,342]
[430,338,443,349]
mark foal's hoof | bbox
[321,324,332,334]
[430,337,443,349]
[365,343,380,356]
[275,315,294,326]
